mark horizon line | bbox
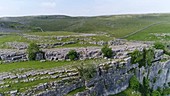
[1,12,170,18]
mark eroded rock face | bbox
[0,50,169,96]
[74,50,170,96]
[1,43,169,96]
[134,50,170,90]
[149,61,170,90]
[17,49,168,96]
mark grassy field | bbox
[0,31,115,49]
[25,14,170,38]
[27,15,157,38]
[0,59,106,73]
[0,34,29,48]
[1,13,170,95]
[3,14,170,38]
[126,22,170,41]
[0,59,106,94]
[0,34,26,43]
[0,78,56,93]
[24,31,80,36]
[2,14,170,41]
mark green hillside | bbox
[1,13,170,39]
[126,22,170,41]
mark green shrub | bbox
[130,50,143,64]
[67,50,78,61]
[153,42,170,56]
[129,75,140,91]
[27,43,40,60]
[101,46,113,58]
[75,63,97,81]
[112,88,142,96]
[151,91,161,96]
[153,42,165,50]
[157,87,162,94]
[158,69,162,74]
[130,48,154,67]
[162,88,170,95]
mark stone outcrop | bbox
[88,39,126,46]
[74,50,170,96]
[6,42,28,50]
[38,41,76,48]
[0,48,169,96]
[5,38,128,49]
[35,52,44,60]
[0,42,148,63]
[0,42,169,96]
[43,47,102,61]
[0,49,27,63]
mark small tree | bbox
[129,75,140,91]
[146,48,154,66]
[101,45,113,58]
[27,43,40,60]
[143,77,150,95]
[67,50,78,61]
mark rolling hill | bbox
[1,13,170,39]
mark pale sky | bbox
[0,0,170,17]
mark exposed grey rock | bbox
[3,42,170,96]
[9,75,17,79]
[154,49,164,58]
[40,60,46,62]
[0,49,27,62]
[0,81,4,85]
[6,42,28,49]
[10,90,18,95]
[0,53,169,96]
[36,52,44,60]
[0,42,148,63]
[108,39,126,46]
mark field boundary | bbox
[120,22,162,39]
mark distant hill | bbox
[1,13,170,38]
